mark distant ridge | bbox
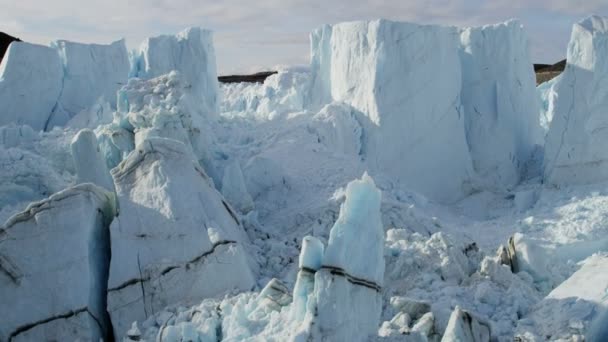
[0,32,21,64]
[535,59,566,84]
[218,71,277,83]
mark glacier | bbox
[2,15,608,342]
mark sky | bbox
[1,0,607,74]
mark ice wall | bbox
[132,27,219,118]
[0,39,129,131]
[0,42,63,131]
[310,19,541,201]
[310,20,474,202]
[107,138,254,336]
[459,21,541,190]
[0,184,115,341]
[544,16,608,185]
[309,173,384,341]
[47,39,129,129]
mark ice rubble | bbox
[126,174,385,341]
[221,68,310,120]
[544,16,608,186]
[0,184,116,341]
[310,19,540,201]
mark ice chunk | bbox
[71,129,115,193]
[107,138,254,336]
[292,236,324,321]
[221,159,254,213]
[322,172,384,284]
[0,42,63,131]
[0,184,116,341]
[310,20,474,202]
[132,27,219,118]
[309,173,385,341]
[441,306,491,342]
[46,39,129,129]
[459,21,542,190]
[544,16,608,185]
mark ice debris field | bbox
[1,15,608,342]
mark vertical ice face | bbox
[322,172,384,284]
[71,129,115,193]
[47,39,129,129]
[544,16,608,185]
[309,173,385,341]
[459,20,541,190]
[107,138,254,337]
[309,20,475,203]
[0,42,63,131]
[132,27,219,118]
[0,184,116,342]
[310,19,542,201]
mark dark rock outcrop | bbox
[0,32,21,64]
[218,71,277,83]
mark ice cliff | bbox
[543,16,608,185]
[310,19,541,202]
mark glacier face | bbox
[544,16,608,185]
[459,20,542,191]
[0,42,63,131]
[310,19,541,201]
[310,20,474,203]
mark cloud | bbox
[1,0,605,72]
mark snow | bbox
[0,42,63,131]
[0,184,115,341]
[544,16,608,186]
